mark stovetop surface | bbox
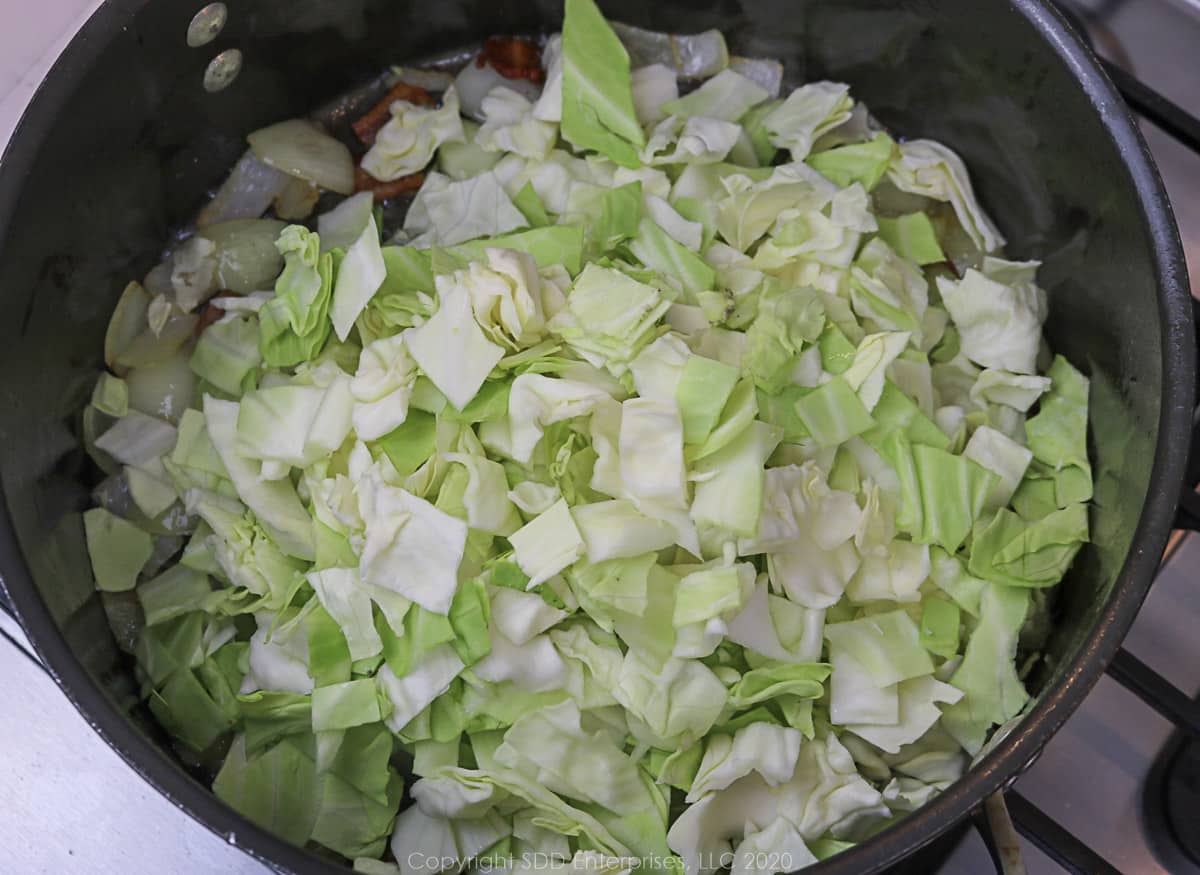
[1,1,1198,873]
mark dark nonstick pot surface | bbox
[0,0,1193,872]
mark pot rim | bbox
[0,0,1192,872]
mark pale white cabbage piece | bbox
[362,85,466,181]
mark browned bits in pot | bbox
[477,36,544,83]
[351,81,435,146]
[354,167,426,203]
[195,291,239,335]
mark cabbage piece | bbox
[792,376,875,448]
[312,678,383,732]
[763,82,854,161]
[941,582,1030,754]
[631,64,679,127]
[560,0,646,168]
[490,586,569,645]
[406,767,633,859]
[727,580,825,663]
[673,563,753,626]
[618,398,688,509]
[662,69,768,122]
[1024,355,1092,505]
[455,247,548,351]
[875,211,945,265]
[741,283,826,393]
[713,164,834,253]
[843,331,912,412]
[548,263,669,376]
[247,118,355,195]
[502,374,613,464]
[84,507,153,592]
[728,662,830,709]
[330,200,387,341]
[308,567,383,662]
[691,421,782,537]
[827,645,898,726]
[192,311,263,395]
[362,85,466,181]
[937,268,1046,375]
[438,121,503,181]
[687,723,803,801]
[404,171,529,248]
[533,34,565,122]
[614,651,726,743]
[477,87,557,160]
[495,700,652,814]
[645,194,703,251]
[629,217,715,299]
[630,334,691,402]
[877,432,997,552]
[258,224,334,368]
[438,226,585,276]
[806,133,895,191]
[968,503,1089,588]
[405,277,505,411]
[962,426,1033,511]
[572,500,677,562]
[738,463,861,556]
[358,468,468,615]
[888,139,1005,253]
[236,378,354,469]
[351,334,418,440]
[377,645,465,731]
[970,368,1051,412]
[240,612,313,694]
[675,355,739,446]
[919,596,960,658]
[845,675,963,754]
[204,397,315,560]
[732,818,817,875]
[509,499,586,587]
[844,539,930,603]
[823,609,933,687]
[94,410,178,467]
[214,736,320,845]
[848,238,929,342]
[642,115,742,166]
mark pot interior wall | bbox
[0,0,1163,860]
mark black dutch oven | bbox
[0,0,1194,872]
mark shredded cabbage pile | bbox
[82,0,1092,871]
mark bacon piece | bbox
[352,81,435,146]
[477,36,544,83]
[355,167,425,203]
[195,291,239,335]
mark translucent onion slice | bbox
[199,218,288,293]
[247,119,355,195]
[114,310,198,370]
[196,149,292,228]
[104,281,151,375]
[611,22,729,79]
[454,61,541,121]
[126,347,198,425]
[728,57,784,99]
